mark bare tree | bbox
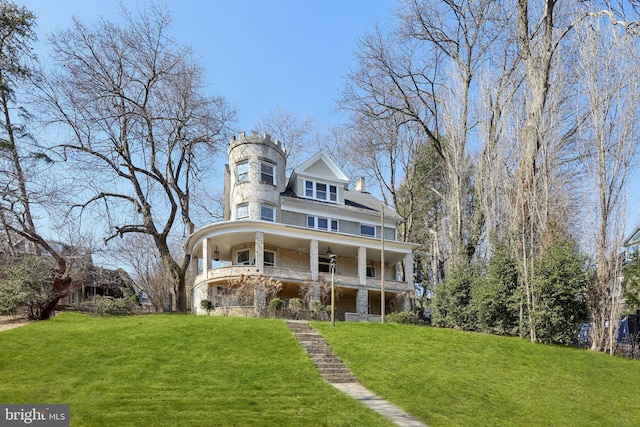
[254,107,315,172]
[575,17,640,352]
[111,234,173,312]
[0,0,72,319]
[509,0,580,341]
[36,4,235,312]
[340,0,508,275]
[215,274,282,317]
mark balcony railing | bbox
[194,265,410,291]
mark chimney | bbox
[355,177,366,192]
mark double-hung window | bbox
[260,161,275,185]
[304,180,339,203]
[305,180,314,197]
[316,183,327,200]
[237,203,249,220]
[260,205,275,222]
[307,216,338,232]
[236,161,249,183]
[360,224,376,237]
[329,185,337,202]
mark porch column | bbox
[255,232,264,271]
[357,246,368,315]
[254,231,266,316]
[310,240,318,280]
[202,238,210,274]
[190,252,199,276]
[309,240,320,301]
[404,253,414,311]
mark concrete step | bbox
[323,375,357,383]
[286,320,357,384]
[302,348,331,354]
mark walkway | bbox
[286,321,427,427]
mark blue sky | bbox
[20,0,640,239]
[25,0,395,132]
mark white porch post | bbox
[190,250,199,276]
[255,231,264,271]
[202,238,210,275]
[404,253,414,311]
[357,246,368,315]
[309,240,320,302]
[254,231,266,316]
[310,240,319,280]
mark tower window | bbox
[236,161,249,183]
[260,161,275,185]
[260,205,275,222]
[237,203,249,220]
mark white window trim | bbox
[304,180,338,203]
[360,224,376,237]
[260,204,275,222]
[236,249,251,265]
[264,250,276,267]
[260,161,276,185]
[307,215,338,232]
[236,160,249,183]
[237,203,249,220]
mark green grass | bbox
[0,313,390,426]
[313,322,640,426]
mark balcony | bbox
[194,264,410,293]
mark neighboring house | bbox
[186,131,418,320]
[64,267,134,306]
[0,235,133,305]
[624,227,640,263]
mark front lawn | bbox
[314,322,640,426]
[0,313,390,426]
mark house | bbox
[185,131,418,320]
[624,227,640,263]
[0,235,133,306]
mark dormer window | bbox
[329,185,337,202]
[305,180,338,203]
[260,161,275,185]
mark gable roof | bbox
[344,189,403,221]
[625,227,640,247]
[288,151,349,184]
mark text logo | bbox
[1,405,69,426]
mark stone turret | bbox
[226,131,286,222]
